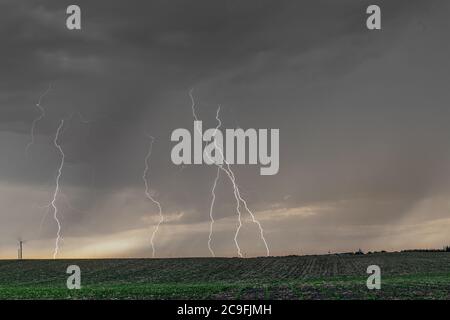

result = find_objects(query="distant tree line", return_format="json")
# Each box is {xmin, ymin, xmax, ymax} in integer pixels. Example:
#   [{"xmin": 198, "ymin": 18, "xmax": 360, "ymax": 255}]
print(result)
[
  {"xmin": 401, "ymin": 246, "xmax": 450, "ymax": 253},
  {"xmin": 338, "ymin": 246, "xmax": 450, "ymax": 256}
]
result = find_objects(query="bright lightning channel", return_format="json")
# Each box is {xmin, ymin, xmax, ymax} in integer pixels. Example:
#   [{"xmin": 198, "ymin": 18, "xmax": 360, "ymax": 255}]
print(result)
[
  {"xmin": 189, "ymin": 89, "xmax": 270, "ymax": 257},
  {"xmin": 35, "ymin": 113, "xmax": 91, "ymax": 256},
  {"xmin": 207, "ymin": 104, "xmax": 223, "ymax": 257},
  {"xmin": 50, "ymin": 119, "xmax": 65, "ymax": 259},
  {"xmin": 143, "ymin": 134, "xmax": 164, "ymax": 258},
  {"xmin": 37, "ymin": 192, "xmax": 84, "ymax": 238},
  {"xmin": 26, "ymin": 84, "xmax": 52, "ymax": 154},
  {"xmin": 208, "ymin": 167, "xmax": 220, "ymax": 257}
]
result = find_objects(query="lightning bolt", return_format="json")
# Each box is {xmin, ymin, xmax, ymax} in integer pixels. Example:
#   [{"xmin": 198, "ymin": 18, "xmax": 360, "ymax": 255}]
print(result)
[
  {"xmin": 189, "ymin": 91, "xmax": 242, "ymax": 256},
  {"xmin": 50, "ymin": 120, "xmax": 65, "ymax": 259},
  {"xmin": 26, "ymin": 84, "xmax": 52, "ymax": 154},
  {"xmin": 37, "ymin": 192, "xmax": 84, "ymax": 240},
  {"xmin": 33, "ymin": 111, "xmax": 91, "ymax": 256},
  {"xmin": 189, "ymin": 89, "xmax": 270, "ymax": 257},
  {"xmin": 36, "ymin": 111, "xmax": 90, "ymax": 233},
  {"xmin": 206, "ymin": 104, "xmax": 224, "ymax": 257},
  {"xmin": 143, "ymin": 134, "xmax": 164, "ymax": 258},
  {"xmin": 208, "ymin": 167, "xmax": 220, "ymax": 257}
]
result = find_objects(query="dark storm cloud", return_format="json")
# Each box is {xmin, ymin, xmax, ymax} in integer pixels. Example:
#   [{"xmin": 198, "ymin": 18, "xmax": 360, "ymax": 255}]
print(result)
[
  {"xmin": 0, "ymin": 0, "xmax": 449, "ymax": 257},
  {"xmin": 0, "ymin": 0, "xmax": 432, "ymax": 180},
  {"xmin": 0, "ymin": 0, "xmax": 431, "ymax": 124}
]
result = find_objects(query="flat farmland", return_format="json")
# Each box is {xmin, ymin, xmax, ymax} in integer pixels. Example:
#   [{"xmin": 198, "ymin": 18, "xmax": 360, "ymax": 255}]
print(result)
[{"xmin": 0, "ymin": 252, "xmax": 449, "ymax": 299}]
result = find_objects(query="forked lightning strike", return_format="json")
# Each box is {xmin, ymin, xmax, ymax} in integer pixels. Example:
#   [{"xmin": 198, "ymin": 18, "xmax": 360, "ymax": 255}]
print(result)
[
  {"xmin": 26, "ymin": 84, "xmax": 52, "ymax": 154},
  {"xmin": 207, "ymin": 105, "xmax": 223, "ymax": 257},
  {"xmin": 143, "ymin": 135, "xmax": 164, "ymax": 258},
  {"xmin": 50, "ymin": 120, "xmax": 65, "ymax": 259},
  {"xmin": 189, "ymin": 90, "xmax": 242, "ymax": 256},
  {"xmin": 36, "ymin": 114, "xmax": 91, "ymax": 252},
  {"xmin": 189, "ymin": 89, "xmax": 270, "ymax": 257},
  {"xmin": 208, "ymin": 167, "xmax": 220, "ymax": 257}
]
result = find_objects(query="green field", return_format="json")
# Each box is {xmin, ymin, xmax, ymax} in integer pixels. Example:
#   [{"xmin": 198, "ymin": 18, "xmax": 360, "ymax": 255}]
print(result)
[{"xmin": 0, "ymin": 252, "xmax": 449, "ymax": 299}]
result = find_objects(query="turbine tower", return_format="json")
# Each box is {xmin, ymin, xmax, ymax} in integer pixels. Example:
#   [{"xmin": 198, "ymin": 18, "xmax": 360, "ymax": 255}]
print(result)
[{"xmin": 18, "ymin": 239, "xmax": 23, "ymax": 260}]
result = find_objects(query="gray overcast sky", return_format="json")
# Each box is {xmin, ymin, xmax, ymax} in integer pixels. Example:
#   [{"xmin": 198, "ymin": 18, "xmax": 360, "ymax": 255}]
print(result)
[{"xmin": 1, "ymin": 0, "xmax": 450, "ymax": 258}]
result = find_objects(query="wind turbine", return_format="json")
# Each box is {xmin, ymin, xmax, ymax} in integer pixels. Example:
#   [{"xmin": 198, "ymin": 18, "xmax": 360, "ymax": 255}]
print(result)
[{"xmin": 17, "ymin": 238, "xmax": 25, "ymax": 260}]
